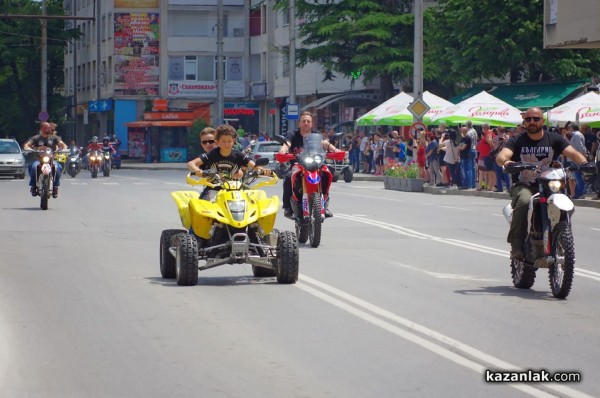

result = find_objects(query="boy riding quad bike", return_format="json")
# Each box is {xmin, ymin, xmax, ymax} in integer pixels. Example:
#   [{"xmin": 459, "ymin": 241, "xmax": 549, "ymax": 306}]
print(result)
[{"xmin": 159, "ymin": 158, "xmax": 299, "ymax": 286}]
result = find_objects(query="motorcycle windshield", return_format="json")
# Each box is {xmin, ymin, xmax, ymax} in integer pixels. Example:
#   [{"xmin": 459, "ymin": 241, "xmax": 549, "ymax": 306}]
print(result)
[{"xmin": 301, "ymin": 133, "xmax": 325, "ymax": 159}]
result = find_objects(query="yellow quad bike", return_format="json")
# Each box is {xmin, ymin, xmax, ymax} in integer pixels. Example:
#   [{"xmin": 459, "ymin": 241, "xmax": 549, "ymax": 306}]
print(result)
[{"xmin": 160, "ymin": 161, "xmax": 299, "ymax": 286}]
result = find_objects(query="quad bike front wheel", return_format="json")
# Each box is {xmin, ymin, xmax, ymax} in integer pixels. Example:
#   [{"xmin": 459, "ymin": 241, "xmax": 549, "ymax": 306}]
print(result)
[
  {"xmin": 175, "ymin": 233, "xmax": 199, "ymax": 286},
  {"xmin": 343, "ymin": 167, "xmax": 353, "ymax": 183},
  {"xmin": 276, "ymin": 230, "xmax": 299, "ymax": 284},
  {"xmin": 160, "ymin": 229, "xmax": 186, "ymax": 279},
  {"xmin": 549, "ymin": 222, "xmax": 575, "ymax": 299}
]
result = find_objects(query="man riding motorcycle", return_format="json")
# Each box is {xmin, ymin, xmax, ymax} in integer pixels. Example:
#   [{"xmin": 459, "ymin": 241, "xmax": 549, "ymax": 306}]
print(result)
[
  {"xmin": 278, "ymin": 111, "xmax": 341, "ymax": 219},
  {"xmin": 495, "ymin": 107, "xmax": 587, "ymax": 260},
  {"xmin": 23, "ymin": 121, "xmax": 68, "ymax": 197}
]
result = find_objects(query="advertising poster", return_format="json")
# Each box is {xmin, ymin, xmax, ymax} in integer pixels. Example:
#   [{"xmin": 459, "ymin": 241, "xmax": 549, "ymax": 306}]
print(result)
[
  {"xmin": 115, "ymin": 0, "xmax": 159, "ymax": 8},
  {"xmin": 114, "ymin": 13, "xmax": 160, "ymax": 96},
  {"xmin": 128, "ymin": 131, "xmax": 146, "ymax": 158}
]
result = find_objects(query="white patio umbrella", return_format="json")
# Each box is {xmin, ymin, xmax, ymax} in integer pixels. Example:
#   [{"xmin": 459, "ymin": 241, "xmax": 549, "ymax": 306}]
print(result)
[
  {"xmin": 545, "ymin": 91, "xmax": 600, "ymax": 127},
  {"xmin": 430, "ymin": 91, "xmax": 523, "ymax": 126},
  {"xmin": 373, "ymin": 91, "xmax": 454, "ymax": 126},
  {"xmin": 356, "ymin": 91, "xmax": 413, "ymax": 126}
]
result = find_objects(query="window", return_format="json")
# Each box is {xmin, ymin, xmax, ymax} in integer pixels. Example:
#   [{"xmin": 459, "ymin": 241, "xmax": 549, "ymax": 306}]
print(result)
[
  {"xmin": 107, "ymin": 56, "xmax": 112, "ymax": 83},
  {"xmin": 198, "ymin": 56, "xmax": 214, "ymax": 80},
  {"xmin": 107, "ymin": 13, "xmax": 112, "ymax": 39},
  {"xmin": 282, "ymin": 8, "xmax": 289, "ymax": 26},
  {"xmin": 185, "ymin": 56, "xmax": 197, "ymax": 80},
  {"xmin": 101, "ymin": 15, "xmax": 106, "ymax": 41}
]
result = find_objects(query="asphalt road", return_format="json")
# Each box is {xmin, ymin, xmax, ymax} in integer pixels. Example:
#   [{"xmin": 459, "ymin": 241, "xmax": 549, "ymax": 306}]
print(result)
[{"xmin": 1, "ymin": 170, "xmax": 599, "ymax": 398}]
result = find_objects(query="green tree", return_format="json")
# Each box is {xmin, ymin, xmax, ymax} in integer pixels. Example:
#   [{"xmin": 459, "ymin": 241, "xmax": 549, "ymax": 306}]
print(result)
[
  {"xmin": 274, "ymin": 0, "xmax": 426, "ymax": 101},
  {"xmin": 426, "ymin": 0, "xmax": 600, "ymax": 85},
  {"xmin": 0, "ymin": 0, "xmax": 77, "ymax": 143}
]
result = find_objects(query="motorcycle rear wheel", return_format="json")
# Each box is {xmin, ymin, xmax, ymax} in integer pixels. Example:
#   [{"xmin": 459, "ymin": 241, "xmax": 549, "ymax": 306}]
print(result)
[
  {"xmin": 175, "ymin": 233, "xmax": 199, "ymax": 286},
  {"xmin": 549, "ymin": 222, "xmax": 575, "ymax": 299},
  {"xmin": 40, "ymin": 175, "xmax": 49, "ymax": 210},
  {"xmin": 511, "ymin": 258, "xmax": 536, "ymax": 289},
  {"xmin": 276, "ymin": 230, "xmax": 299, "ymax": 284},
  {"xmin": 160, "ymin": 229, "xmax": 185, "ymax": 279},
  {"xmin": 308, "ymin": 192, "xmax": 322, "ymax": 248}
]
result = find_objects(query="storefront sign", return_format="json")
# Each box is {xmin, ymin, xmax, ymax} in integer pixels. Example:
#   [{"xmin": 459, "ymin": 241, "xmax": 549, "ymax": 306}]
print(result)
[
  {"xmin": 143, "ymin": 111, "xmax": 195, "ymax": 120},
  {"xmin": 168, "ymin": 80, "xmax": 245, "ymax": 98},
  {"xmin": 160, "ymin": 148, "xmax": 187, "ymax": 163},
  {"xmin": 251, "ymin": 82, "xmax": 267, "ymax": 100}
]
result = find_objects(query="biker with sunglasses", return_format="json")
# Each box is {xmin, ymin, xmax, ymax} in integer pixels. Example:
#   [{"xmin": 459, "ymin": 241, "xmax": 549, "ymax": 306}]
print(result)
[
  {"xmin": 495, "ymin": 107, "xmax": 587, "ymax": 260},
  {"xmin": 187, "ymin": 127, "xmax": 217, "ymax": 198}
]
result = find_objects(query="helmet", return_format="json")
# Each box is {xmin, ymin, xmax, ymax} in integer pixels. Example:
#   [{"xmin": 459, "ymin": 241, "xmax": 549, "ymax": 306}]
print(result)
[
  {"xmin": 102, "ymin": 136, "xmax": 110, "ymax": 144},
  {"xmin": 92, "ymin": 136, "xmax": 98, "ymax": 143}
]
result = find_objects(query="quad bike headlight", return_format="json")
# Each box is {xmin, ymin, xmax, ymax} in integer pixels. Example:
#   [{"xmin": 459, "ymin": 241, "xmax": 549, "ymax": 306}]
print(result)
[
  {"xmin": 548, "ymin": 180, "xmax": 563, "ymax": 193},
  {"xmin": 227, "ymin": 200, "xmax": 247, "ymax": 221}
]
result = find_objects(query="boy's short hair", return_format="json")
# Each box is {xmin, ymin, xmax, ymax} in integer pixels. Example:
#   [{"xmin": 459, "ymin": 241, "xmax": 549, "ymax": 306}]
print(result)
[
  {"xmin": 200, "ymin": 127, "xmax": 216, "ymax": 138},
  {"xmin": 215, "ymin": 124, "xmax": 237, "ymax": 140}
]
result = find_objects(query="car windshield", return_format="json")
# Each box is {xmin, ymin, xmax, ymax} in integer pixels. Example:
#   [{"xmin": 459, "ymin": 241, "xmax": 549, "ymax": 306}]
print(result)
[
  {"xmin": 302, "ymin": 133, "xmax": 325, "ymax": 157},
  {"xmin": 257, "ymin": 143, "xmax": 281, "ymax": 153},
  {"xmin": 0, "ymin": 142, "xmax": 21, "ymax": 154}
]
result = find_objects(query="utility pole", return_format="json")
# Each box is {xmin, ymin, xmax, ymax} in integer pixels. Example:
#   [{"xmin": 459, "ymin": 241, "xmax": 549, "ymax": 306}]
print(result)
[
  {"xmin": 413, "ymin": 0, "xmax": 424, "ymax": 123},
  {"xmin": 288, "ymin": 0, "xmax": 297, "ymax": 132},
  {"xmin": 41, "ymin": 0, "xmax": 48, "ymax": 120},
  {"xmin": 216, "ymin": 0, "xmax": 224, "ymax": 126}
]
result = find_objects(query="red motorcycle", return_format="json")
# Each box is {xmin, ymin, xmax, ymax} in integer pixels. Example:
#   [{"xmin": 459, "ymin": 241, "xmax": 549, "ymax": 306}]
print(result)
[{"xmin": 276, "ymin": 133, "xmax": 345, "ymax": 247}]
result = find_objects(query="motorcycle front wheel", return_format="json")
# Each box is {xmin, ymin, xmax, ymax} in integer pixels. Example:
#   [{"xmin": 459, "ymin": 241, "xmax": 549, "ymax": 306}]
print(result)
[
  {"xmin": 40, "ymin": 175, "xmax": 49, "ymax": 210},
  {"xmin": 549, "ymin": 222, "xmax": 575, "ymax": 299},
  {"xmin": 308, "ymin": 192, "xmax": 322, "ymax": 248}
]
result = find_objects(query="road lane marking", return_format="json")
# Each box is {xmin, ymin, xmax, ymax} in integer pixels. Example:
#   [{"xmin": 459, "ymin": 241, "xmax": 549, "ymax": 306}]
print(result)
[
  {"xmin": 298, "ymin": 275, "xmax": 590, "ymax": 398},
  {"xmin": 133, "ymin": 182, "xmax": 150, "ymax": 185},
  {"xmin": 102, "ymin": 182, "xmax": 118, "ymax": 185},
  {"xmin": 335, "ymin": 192, "xmax": 404, "ymax": 202},
  {"xmin": 337, "ymin": 213, "xmax": 600, "ymax": 283},
  {"xmin": 393, "ymin": 262, "xmax": 500, "ymax": 282},
  {"xmin": 591, "ymin": 228, "xmax": 600, "ymax": 232}
]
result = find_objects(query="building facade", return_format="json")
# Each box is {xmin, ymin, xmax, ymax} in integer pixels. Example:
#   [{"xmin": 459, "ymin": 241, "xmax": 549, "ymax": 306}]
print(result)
[
  {"xmin": 64, "ymin": 0, "xmax": 379, "ymax": 162},
  {"xmin": 544, "ymin": 0, "xmax": 600, "ymax": 49}
]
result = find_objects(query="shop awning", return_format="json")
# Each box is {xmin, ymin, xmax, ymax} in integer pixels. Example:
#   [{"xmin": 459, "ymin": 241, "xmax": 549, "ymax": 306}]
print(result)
[
  {"xmin": 301, "ymin": 92, "xmax": 378, "ymax": 111},
  {"xmin": 125, "ymin": 120, "xmax": 193, "ymax": 128},
  {"xmin": 489, "ymin": 81, "xmax": 586, "ymax": 110},
  {"xmin": 301, "ymin": 93, "xmax": 347, "ymax": 111}
]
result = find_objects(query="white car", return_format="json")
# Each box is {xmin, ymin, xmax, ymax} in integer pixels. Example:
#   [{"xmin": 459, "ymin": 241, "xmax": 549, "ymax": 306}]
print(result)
[
  {"xmin": 0, "ymin": 138, "xmax": 26, "ymax": 179},
  {"xmin": 247, "ymin": 141, "xmax": 282, "ymax": 171}
]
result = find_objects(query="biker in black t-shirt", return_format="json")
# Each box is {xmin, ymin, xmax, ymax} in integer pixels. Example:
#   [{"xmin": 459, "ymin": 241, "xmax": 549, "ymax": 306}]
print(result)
[{"xmin": 278, "ymin": 111, "xmax": 341, "ymax": 219}]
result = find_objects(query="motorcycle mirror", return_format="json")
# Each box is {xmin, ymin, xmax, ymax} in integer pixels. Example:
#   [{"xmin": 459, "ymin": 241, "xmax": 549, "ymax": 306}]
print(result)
[
  {"xmin": 578, "ymin": 162, "xmax": 598, "ymax": 174},
  {"xmin": 273, "ymin": 135, "xmax": 288, "ymax": 145},
  {"xmin": 254, "ymin": 157, "xmax": 269, "ymax": 167}
]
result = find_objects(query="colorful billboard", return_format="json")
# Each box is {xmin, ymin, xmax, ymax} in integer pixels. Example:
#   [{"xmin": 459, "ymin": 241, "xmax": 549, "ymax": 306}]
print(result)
[
  {"xmin": 115, "ymin": 0, "xmax": 159, "ymax": 8},
  {"xmin": 114, "ymin": 13, "xmax": 160, "ymax": 96}
]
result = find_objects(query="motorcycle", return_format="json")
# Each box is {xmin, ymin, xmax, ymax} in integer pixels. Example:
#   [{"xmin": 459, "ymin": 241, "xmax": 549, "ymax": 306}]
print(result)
[
  {"xmin": 502, "ymin": 161, "xmax": 596, "ymax": 298},
  {"xmin": 102, "ymin": 150, "xmax": 111, "ymax": 177},
  {"xmin": 88, "ymin": 149, "xmax": 103, "ymax": 178},
  {"xmin": 54, "ymin": 150, "xmax": 67, "ymax": 171},
  {"xmin": 25, "ymin": 148, "xmax": 68, "ymax": 210},
  {"xmin": 66, "ymin": 147, "xmax": 82, "ymax": 178},
  {"xmin": 275, "ymin": 133, "xmax": 346, "ymax": 248},
  {"xmin": 159, "ymin": 158, "xmax": 299, "ymax": 286},
  {"xmin": 111, "ymin": 150, "xmax": 122, "ymax": 169}
]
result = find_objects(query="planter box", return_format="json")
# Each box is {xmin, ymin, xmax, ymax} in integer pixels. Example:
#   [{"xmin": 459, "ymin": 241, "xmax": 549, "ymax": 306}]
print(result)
[{"xmin": 383, "ymin": 176, "xmax": 425, "ymax": 192}]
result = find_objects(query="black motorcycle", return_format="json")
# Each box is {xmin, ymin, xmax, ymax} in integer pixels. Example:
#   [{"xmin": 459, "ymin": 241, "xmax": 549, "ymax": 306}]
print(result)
[{"xmin": 66, "ymin": 148, "xmax": 82, "ymax": 178}]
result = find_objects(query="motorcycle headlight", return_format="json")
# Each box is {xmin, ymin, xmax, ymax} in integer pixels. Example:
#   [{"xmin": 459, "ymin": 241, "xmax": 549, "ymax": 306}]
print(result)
[
  {"xmin": 304, "ymin": 157, "xmax": 314, "ymax": 164},
  {"xmin": 313, "ymin": 154, "xmax": 323, "ymax": 164},
  {"xmin": 42, "ymin": 156, "xmax": 50, "ymax": 163},
  {"xmin": 227, "ymin": 200, "xmax": 246, "ymax": 221},
  {"xmin": 104, "ymin": 154, "xmax": 110, "ymax": 159},
  {"xmin": 70, "ymin": 157, "xmax": 77, "ymax": 162},
  {"xmin": 548, "ymin": 180, "xmax": 563, "ymax": 193},
  {"xmin": 90, "ymin": 156, "xmax": 96, "ymax": 161}
]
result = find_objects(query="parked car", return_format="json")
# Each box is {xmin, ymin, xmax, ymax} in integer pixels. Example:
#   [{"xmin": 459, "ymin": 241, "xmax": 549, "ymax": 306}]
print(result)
[
  {"xmin": 247, "ymin": 140, "xmax": 282, "ymax": 172},
  {"xmin": 0, "ymin": 138, "xmax": 26, "ymax": 179}
]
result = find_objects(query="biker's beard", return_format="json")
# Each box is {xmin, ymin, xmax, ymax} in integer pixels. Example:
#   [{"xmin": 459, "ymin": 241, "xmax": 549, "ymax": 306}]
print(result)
[{"xmin": 527, "ymin": 124, "xmax": 543, "ymax": 135}]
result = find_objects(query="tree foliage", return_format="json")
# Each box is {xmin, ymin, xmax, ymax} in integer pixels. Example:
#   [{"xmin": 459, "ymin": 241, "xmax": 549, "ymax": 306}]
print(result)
[
  {"xmin": 0, "ymin": 0, "xmax": 76, "ymax": 143},
  {"xmin": 426, "ymin": 0, "xmax": 600, "ymax": 84},
  {"xmin": 274, "ymin": 0, "xmax": 422, "ymax": 100}
]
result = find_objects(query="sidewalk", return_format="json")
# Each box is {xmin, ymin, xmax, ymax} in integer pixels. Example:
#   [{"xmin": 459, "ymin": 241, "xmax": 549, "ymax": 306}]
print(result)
[{"xmin": 120, "ymin": 160, "xmax": 600, "ymax": 209}]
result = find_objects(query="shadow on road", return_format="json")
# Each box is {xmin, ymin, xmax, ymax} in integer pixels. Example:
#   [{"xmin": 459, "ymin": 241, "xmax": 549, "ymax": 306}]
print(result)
[
  {"xmin": 4, "ymin": 207, "xmax": 46, "ymax": 211},
  {"xmin": 454, "ymin": 285, "xmax": 557, "ymax": 300},
  {"xmin": 146, "ymin": 275, "xmax": 280, "ymax": 287}
]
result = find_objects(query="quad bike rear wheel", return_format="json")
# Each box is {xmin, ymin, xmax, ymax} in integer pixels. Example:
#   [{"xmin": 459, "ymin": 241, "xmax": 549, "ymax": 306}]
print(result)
[{"xmin": 160, "ymin": 229, "xmax": 186, "ymax": 279}]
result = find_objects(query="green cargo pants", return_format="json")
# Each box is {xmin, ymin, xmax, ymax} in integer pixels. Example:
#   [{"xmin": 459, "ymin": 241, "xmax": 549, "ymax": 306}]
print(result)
[{"xmin": 507, "ymin": 183, "xmax": 537, "ymax": 252}]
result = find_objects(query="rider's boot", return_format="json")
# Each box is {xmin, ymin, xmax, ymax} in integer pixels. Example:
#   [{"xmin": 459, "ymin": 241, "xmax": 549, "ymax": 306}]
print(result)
[
  {"xmin": 30, "ymin": 186, "xmax": 38, "ymax": 197},
  {"xmin": 324, "ymin": 196, "xmax": 333, "ymax": 218},
  {"xmin": 52, "ymin": 186, "xmax": 59, "ymax": 198}
]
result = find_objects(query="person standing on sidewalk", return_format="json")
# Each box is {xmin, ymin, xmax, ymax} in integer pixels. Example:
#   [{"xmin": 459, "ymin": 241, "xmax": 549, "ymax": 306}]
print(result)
[
  {"xmin": 566, "ymin": 123, "xmax": 587, "ymax": 198},
  {"xmin": 465, "ymin": 121, "xmax": 478, "ymax": 189}
]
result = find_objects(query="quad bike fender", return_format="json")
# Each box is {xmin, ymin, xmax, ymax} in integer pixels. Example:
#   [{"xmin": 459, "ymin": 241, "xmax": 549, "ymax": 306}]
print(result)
[
  {"xmin": 253, "ymin": 194, "xmax": 280, "ymax": 236},
  {"xmin": 171, "ymin": 191, "xmax": 200, "ymax": 230}
]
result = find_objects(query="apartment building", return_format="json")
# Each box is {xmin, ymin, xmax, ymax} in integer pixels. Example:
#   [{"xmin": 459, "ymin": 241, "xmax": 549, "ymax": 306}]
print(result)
[{"xmin": 64, "ymin": 0, "xmax": 378, "ymax": 162}]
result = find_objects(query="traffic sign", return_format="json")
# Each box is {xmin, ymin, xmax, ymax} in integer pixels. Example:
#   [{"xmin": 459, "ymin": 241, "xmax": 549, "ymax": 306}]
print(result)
[
  {"xmin": 286, "ymin": 104, "xmax": 299, "ymax": 120},
  {"xmin": 407, "ymin": 97, "xmax": 430, "ymax": 121},
  {"xmin": 38, "ymin": 111, "xmax": 49, "ymax": 122},
  {"xmin": 410, "ymin": 122, "xmax": 427, "ymax": 138}
]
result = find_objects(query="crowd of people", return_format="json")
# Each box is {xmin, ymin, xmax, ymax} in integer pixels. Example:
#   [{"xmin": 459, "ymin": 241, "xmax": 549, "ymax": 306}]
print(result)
[{"xmin": 338, "ymin": 119, "xmax": 600, "ymax": 198}]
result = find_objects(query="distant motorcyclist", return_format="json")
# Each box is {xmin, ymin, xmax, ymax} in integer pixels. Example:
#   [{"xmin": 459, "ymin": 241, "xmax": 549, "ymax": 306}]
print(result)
[
  {"xmin": 495, "ymin": 107, "xmax": 587, "ymax": 260},
  {"xmin": 101, "ymin": 136, "xmax": 116, "ymax": 154},
  {"xmin": 278, "ymin": 111, "xmax": 341, "ymax": 219},
  {"xmin": 23, "ymin": 121, "xmax": 68, "ymax": 197}
]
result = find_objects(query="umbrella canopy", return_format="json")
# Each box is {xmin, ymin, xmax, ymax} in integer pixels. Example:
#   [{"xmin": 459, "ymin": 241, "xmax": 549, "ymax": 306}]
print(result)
[
  {"xmin": 356, "ymin": 92, "xmax": 413, "ymax": 126},
  {"xmin": 545, "ymin": 91, "xmax": 600, "ymax": 127},
  {"xmin": 430, "ymin": 91, "xmax": 523, "ymax": 126},
  {"xmin": 373, "ymin": 91, "xmax": 454, "ymax": 126}
]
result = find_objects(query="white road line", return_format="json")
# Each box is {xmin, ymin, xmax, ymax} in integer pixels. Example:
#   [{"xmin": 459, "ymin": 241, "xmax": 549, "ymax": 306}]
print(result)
[
  {"xmin": 337, "ymin": 213, "xmax": 600, "ymax": 282},
  {"xmin": 393, "ymin": 262, "xmax": 500, "ymax": 282},
  {"xmin": 337, "ymin": 192, "xmax": 404, "ymax": 202},
  {"xmin": 133, "ymin": 182, "xmax": 150, "ymax": 185},
  {"xmin": 102, "ymin": 182, "xmax": 118, "ymax": 185},
  {"xmin": 298, "ymin": 275, "xmax": 590, "ymax": 398},
  {"xmin": 590, "ymin": 227, "xmax": 600, "ymax": 232}
]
